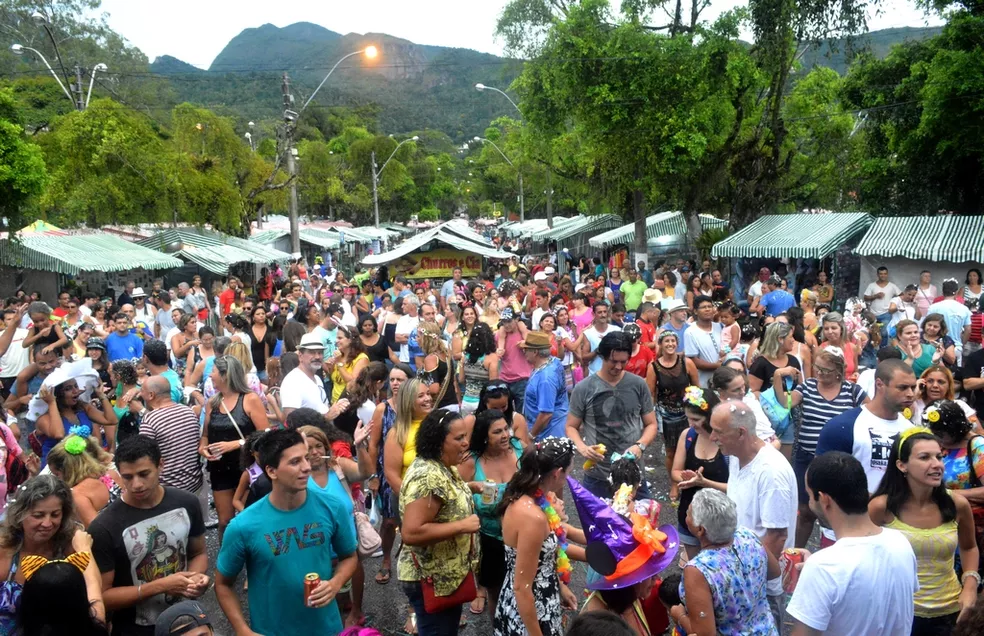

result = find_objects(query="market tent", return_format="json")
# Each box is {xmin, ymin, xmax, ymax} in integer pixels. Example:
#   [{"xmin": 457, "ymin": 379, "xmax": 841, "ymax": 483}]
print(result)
[
  {"xmin": 589, "ymin": 212, "xmax": 727, "ymax": 249},
  {"xmin": 711, "ymin": 212, "xmax": 873, "ymax": 259},
  {"xmin": 856, "ymin": 215, "xmax": 984, "ymax": 263},
  {"xmin": 540, "ymin": 214, "xmax": 623, "ymax": 242},
  {"xmin": 380, "ymin": 222, "xmax": 416, "ymax": 236},
  {"xmin": 854, "ymin": 215, "xmax": 984, "ymax": 295},
  {"xmin": 504, "ymin": 217, "xmax": 571, "ymax": 238},
  {"xmin": 250, "ymin": 228, "xmax": 340, "ymax": 251},
  {"xmin": 362, "ymin": 222, "xmax": 509, "ymax": 265},
  {"xmin": 0, "ymin": 230, "xmax": 182, "ymax": 275},
  {"xmin": 19, "ymin": 220, "xmax": 62, "ymax": 234},
  {"xmin": 138, "ymin": 228, "xmax": 291, "ymax": 275}
]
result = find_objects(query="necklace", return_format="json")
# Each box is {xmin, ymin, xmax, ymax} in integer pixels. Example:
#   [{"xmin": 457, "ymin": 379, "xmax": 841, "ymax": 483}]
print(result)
[{"xmin": 534, "ymin": 488, "xmax": 572, "ymax": 585}]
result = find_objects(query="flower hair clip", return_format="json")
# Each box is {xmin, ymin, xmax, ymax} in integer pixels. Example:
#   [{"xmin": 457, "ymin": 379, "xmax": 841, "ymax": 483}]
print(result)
[
  {"xmin": 64, "ymin": 436, "xmax": 87, "ymax": 455},
  {"xmin": 684, "ymin": 386, "xmax": 709, "ymax": 411}
]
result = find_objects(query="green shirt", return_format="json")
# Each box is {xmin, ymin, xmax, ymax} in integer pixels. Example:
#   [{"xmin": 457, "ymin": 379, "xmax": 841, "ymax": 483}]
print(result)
[
  {"xmin": 397, "ymin": 458, "xmax": 479, "ymax": 595},
  {"xmin": 620, "ymin": 279, "xmax": 649, "ymax": 311}
]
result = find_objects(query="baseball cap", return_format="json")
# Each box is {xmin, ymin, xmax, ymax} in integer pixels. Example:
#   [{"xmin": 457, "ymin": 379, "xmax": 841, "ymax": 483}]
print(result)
[
  {"xmin": 298, "ymin": 333, "xmax": 325, "ymax": 351},
  {"xmin": 499, "ymin": 307, "xmax": 515, "ymax": 322},
  {"xmin": 534, "ymin": 272, "xmax": 547, "ymax": 282},
  {"xmin": 86, "ymin": 337, "xmax": 106, "ymax": 352},
  {"xmin": 154, "ymin": 600, "xmax": 212, "ymax": 636}
]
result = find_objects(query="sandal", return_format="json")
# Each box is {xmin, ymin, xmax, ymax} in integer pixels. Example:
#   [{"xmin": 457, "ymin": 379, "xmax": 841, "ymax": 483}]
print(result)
[
  {"xmin": 375, "ymin": 567, "xmax": 391, "ymax": 585},
  {"xmin": 402, "ymin": 610, "xmax": 417, "ymax": 635},
  {"xmin": 469, "ymin": 592, "xmax": 487, "ymax": 614}
]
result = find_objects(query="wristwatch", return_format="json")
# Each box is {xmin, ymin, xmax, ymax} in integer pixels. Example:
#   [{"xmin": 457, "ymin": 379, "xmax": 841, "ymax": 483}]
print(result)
[{"xmin": 635, "ymin": 441, "xmax": 647, "ymax": 452}]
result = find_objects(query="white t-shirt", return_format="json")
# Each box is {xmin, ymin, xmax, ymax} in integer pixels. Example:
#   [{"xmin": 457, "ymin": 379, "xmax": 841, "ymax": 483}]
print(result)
[
  {"xmin": 816, "ymin": 406, "xmax": 914, "ymax": 493},
  {"xmin": 864, "ymin": 281, "xmax": 901, "ymax": 316},
  {"xmin": 856, "ymin": 368, "xmax": 876, "ymax": 400},
  {"xmin": 788, "ymin": 528, "xmax": 918, "ymax": 636},
  {"xmin": 396, "ymin": 315, "xmax": 419, "ymax": 363},
  {"xmin": 683, "ymin": 322, "xmax": 723, "ymax": 386},
  {"xmin": 727, "ymin": 443, "xmax": 797, "ymax": 597},
  {"xmin": 748, "ymin": 280, "xmax": 764, "ymax": 301},
  {"xmin": 0, "ymin": 328, "xmax": 30, "ymax": 378},
  {"xmin": 887, "ymin": 296, "xmax": 916, "ymax": 330},
  {"xmin": 742, "ymin": 392, "xmax": 776, "ymax": 441},
  {"xmin": 340, "ymin": 299, "xmax": 358, "ymax": 327},
  {"xmin": 583, "ymin": 324, "xmax": 622, "ymax": 374},
  {"xmin": 531, "ymin": 307, "xmax": 547, "ymax": 330},
  {"xmin": 279, "ymin": 367, "xmax": 328, "ymax": 414}
]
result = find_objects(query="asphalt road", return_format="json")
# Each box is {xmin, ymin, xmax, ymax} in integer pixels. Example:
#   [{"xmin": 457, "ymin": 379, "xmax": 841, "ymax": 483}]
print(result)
[{"xmin": 193, "ymin": 442, "xmax": 682, "ymax": 636}]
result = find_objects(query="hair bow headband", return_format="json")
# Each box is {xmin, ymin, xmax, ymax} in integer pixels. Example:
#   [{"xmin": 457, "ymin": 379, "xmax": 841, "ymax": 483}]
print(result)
[
  {"xmin": 610, "ymin": 451, "xmax": 637, "ymax": 463},
  {"xmin": 21, "ymin": 552, "xmax": 91, "ymax": 581}
]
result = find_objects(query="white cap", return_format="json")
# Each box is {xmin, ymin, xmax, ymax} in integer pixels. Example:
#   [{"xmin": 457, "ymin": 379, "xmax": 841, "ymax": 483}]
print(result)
[
  {"xmin": 534, "ymin": 272, "xmax": 547, "ymax": 282},
  {"xmin": 544, "ymin": 266, "xmax": 555, "ymax": 274}
]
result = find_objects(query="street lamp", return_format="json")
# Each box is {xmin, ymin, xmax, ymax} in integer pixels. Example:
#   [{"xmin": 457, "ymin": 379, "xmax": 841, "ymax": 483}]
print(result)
[
  {"xmin": 301, "ymin": 46, "xmax": 378, "ymax": 112},
  {"xmin": 372, "ymin": 136, "xmax": 419, "ymax": 227},
  {"xmin": 475, "ymin": 136, "xmax": 524, "ymax": 221},
  {"xmin": 244, "ymin": 132, "xmax": 254, "ymax": 151},
  {"xmin": 475, "ymin": 83, "xmax": 523, "ymax": 118},
  {"xmin": 85, "ymin": 62, "xmax": 107, "ymax": 108},
  {"xmin": 10, "ymin": 43, "xmax": 74, "ymax": 106}
]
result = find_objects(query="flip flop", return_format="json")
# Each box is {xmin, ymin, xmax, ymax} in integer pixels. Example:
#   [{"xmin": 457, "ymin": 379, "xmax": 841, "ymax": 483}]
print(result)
[
  {"xmin": 375, "ymin": 567, "xmax": 391, "ymax": 585},
  {"xmin": 469, "ymin": 592, "xmax": 487, "ymax": 614}
]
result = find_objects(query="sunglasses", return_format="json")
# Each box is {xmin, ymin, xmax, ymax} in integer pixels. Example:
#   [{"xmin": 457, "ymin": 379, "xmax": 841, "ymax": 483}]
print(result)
[{"xmin": 486, "ymin": 382, "xmax": 509, "ymax": 392}]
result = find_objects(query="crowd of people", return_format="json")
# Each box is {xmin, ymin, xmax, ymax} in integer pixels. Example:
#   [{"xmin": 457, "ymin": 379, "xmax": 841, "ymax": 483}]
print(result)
[{"xmin": 0, "ymin": 253, "xmax": 983, "ymax": 636}]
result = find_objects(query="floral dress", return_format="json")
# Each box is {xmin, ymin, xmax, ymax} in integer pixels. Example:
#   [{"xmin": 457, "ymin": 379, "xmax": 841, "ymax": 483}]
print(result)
[
  {"xmin": 493, "ymin": 531, "xmax": 562, "ymax": 636},
  {"xmin": 679, "ymin": 527, "xmax": 777, "ymax": 635},
  {"xmin": 376, "ymin": 402, "xmax": 397, "ymax": 518}
]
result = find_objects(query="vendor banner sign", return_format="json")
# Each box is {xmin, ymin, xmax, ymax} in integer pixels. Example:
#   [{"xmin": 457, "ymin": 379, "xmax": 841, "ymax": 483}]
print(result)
[{"xmin": 389, "ymin": 248, "xmax": 483, "ymax": 279}]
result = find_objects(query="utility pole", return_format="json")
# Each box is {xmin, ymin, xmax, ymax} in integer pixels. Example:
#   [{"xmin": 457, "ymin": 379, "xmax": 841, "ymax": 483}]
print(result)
[
  {"xmin": 71, "ymin": 64, "xmax": 85, "ymax": 111},
  {"xmin": 371, "ymin": 150, "xmax": 380, "ymax": 228},
  {"xmin": 282, "ymin": 72, "xmax": 300, "ymax": 257},
  {"xmin": 518, "ymin": 172, "xmax": 525, "ymax": 222},
  {"xmin": 545, "ymin": 171, "xmax": 553, "ymax": 229}
]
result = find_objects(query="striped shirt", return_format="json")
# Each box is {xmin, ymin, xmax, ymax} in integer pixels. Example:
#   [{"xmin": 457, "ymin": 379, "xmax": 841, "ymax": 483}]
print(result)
[
  {"xmin": 795, "ymin": 379, "xmax": 867, "ymax": 455},
  {"xmin": 139, "ymin": 403, "xmax": 204, "ymax": 492}
]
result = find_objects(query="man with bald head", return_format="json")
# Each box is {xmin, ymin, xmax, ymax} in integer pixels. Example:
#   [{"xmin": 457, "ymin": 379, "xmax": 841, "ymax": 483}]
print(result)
[
  {"xmin": 137, "ymin": 373, "xmax": 205, "ymax": 496},
  {"xmin": 709, "ymin": 400, "xmax": 797, "ymax": 628}
]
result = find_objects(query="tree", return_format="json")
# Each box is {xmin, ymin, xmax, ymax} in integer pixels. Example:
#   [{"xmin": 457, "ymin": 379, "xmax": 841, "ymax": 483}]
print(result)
[{"xmin": 0, "ymin": 86, "xmax": 46, "ymax": 229}]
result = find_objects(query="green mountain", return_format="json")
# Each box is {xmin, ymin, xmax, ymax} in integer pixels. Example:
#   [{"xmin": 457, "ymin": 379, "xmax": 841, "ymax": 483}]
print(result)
[
  {"xmin": 150, "ymin": 22, "xmax": 522, "ymax": 140},
  {"xmin": 799, "ymin": 26, "xmax": 942, "ymax": 75},
  {"xmin": 148, "ymin": 23, "xmax": 942, "ymax": 140}
]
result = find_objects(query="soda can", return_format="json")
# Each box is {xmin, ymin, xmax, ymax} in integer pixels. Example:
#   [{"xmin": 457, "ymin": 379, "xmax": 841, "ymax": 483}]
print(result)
[
  {"xmin": 780, "ymin": 548, "xmax": 804, "ymax": 594},
  {"xmin": 481, "ymin": 479, "xmax": 497, "ymax": 505},
  {"xmin": 304, "ymin": 572, "xmax": 320, "ymax": 605}
]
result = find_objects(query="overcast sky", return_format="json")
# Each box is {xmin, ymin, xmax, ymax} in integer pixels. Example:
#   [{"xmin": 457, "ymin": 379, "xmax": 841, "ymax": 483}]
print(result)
[{"xmin": 97, "ymin": 0, "xmax": 944, "ymax": 69}]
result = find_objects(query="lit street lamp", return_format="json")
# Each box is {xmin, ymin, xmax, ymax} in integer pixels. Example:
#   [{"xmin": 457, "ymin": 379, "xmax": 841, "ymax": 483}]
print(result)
[
  {"xmin": 372, "ymin": 136, "xmax": 419, "ymax": 227},
  {"xmin": 474, "ymin": 136, "xmax": 524, "ymax": 222}
]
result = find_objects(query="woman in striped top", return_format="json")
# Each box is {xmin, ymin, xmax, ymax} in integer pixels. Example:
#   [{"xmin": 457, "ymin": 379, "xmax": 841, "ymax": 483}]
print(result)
[{"xmin": 773, "ymin": 348, "xmax": 868, "ymax": 547}]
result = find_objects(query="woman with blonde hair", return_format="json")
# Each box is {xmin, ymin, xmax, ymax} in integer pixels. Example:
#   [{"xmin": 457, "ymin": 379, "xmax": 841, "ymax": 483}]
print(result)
[
  {"xmin": 800, "ymin": 289, "xmax": 820, "ymax": 333},
  {"xmin": 46, "ymin": 435, "xmax": 123, "ymax": 527},
  {"xmin": 480, "ymin": 298, "xmax": 502, "ymax": 330},
  {"xmin": 419, "ymin": 321, "xmax": 458, "ymax": 411}
]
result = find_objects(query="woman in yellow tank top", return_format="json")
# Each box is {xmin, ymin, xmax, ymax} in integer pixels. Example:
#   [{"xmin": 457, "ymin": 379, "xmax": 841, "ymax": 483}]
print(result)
[{"xmin": 869, "ymin": 428, "xmax": 980, "ymax": 635}]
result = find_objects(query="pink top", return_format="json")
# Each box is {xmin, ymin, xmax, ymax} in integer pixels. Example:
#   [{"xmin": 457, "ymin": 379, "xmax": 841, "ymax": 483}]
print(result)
[
  {"xmin": 915, "ymin": 285, "xmax": 937, "ymax": 317},
  {"xmin": 572, "ymin": 308, "xmax": 593, "ymax": 334},
  {"xmin": 496, "ymin": 329, "xmax": 532, "ymax": 383}
]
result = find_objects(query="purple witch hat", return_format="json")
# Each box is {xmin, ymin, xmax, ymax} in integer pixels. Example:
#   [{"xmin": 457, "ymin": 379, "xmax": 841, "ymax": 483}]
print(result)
[{"xmin": 567, "ymin": 476, "xmax": 678, "ymax": 590}]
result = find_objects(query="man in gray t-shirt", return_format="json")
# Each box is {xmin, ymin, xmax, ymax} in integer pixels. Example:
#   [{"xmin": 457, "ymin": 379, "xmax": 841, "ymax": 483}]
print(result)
[{"xmin": 567, "ymin": 331, "xmax": 658, "ymax": 499}]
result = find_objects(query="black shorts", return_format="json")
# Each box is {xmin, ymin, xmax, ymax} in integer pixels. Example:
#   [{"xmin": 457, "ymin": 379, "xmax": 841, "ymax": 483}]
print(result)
[
  {"xmin": 662, "ymin": 414, "xmax": 689, "ymax": 450},
  {"xmin": 207, "ymin": 464, "xmax": 243, "ymax": 492},
  {"xmin": 478, "ymin": 533, "xmax": 506, "ymax": 593}
]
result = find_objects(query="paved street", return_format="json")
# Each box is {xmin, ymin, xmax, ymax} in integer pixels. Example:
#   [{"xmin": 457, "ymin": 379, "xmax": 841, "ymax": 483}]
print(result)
[{"xmin": 192, "ymin": 442, "xmax": 680, "ymax": 635}]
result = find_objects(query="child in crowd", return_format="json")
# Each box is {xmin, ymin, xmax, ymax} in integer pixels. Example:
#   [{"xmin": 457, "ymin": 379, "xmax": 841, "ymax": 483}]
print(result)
[
  {"xmin": 232, "ymin": 431, "xmax": 269, "ymax": 512},
  {"xmin": 607, "ymin": 455, "xmax": 659, "ymax": 522},
  {"xmin": 657, "ymin": 573, "xmax": 688, "ymax": 636}
]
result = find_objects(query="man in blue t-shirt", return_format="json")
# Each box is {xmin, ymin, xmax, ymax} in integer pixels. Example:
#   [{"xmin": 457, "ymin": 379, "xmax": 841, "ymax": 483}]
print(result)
[
  {"xmin": 216, "ymin": 429, "xmax": 358, "ymax": 636},
  {"xmin": 754, "ymin": 276, "xmax": 796, "ymax": 317},
  {"xmin": 522, "ymin": 333, "xmax": 569, "ymax": 440},
  {"xmin": 106, "ymin": 312, "xmax": 144, "ymax": 362}
]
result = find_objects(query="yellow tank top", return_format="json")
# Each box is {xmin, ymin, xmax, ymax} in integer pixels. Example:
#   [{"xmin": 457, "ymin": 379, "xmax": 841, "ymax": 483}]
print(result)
[
  {"xmin": 401, "ymin": 418, "xmax": 423, "ymax": 478},
  {"xmin": 886, "ymin": 516, "xmax": 961, "ymax": 617},
  {"xmin": 331, "ymin": 353, "xmax": 368, "ymax": 403}
]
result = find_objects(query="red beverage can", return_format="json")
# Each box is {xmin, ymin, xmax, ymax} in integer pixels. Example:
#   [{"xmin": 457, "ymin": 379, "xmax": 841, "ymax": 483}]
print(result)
[
  {"xmin": 304, "ymin": 572, "xmax": 320, "ymax": 605},
  {"xmin": 780, "ymin": 548, "xmax": 804, "ymax": 593}
]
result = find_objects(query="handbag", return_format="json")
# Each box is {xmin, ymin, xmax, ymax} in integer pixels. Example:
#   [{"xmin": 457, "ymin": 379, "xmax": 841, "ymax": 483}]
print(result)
[
  {"xmin": 333, "ymin": 466, "xmax": 382, "ymax": 557},
  {"xmin": 759, "ymin": 378, "xmax": 793, "ymax": 438},
  {"xmin": 410, "ymin": 534, "xmax": 477, "ymax": 613}
]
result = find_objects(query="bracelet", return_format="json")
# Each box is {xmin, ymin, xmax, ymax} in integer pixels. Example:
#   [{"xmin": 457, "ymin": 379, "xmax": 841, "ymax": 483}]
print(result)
[
  {"xmin": 137, "ymin": 583, "xmax": 142, "ymax": 601},
  {"xmin": 962, "ymin": 570, "xmax": 982, "ymax": 587}
]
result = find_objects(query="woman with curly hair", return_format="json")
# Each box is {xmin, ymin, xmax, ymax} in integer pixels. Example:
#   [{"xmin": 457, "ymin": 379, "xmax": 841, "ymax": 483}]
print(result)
[
  {"xmin": 398, "ymin": 408, "xmax": 478, "ymax": 635},
  {"xmin": 326, "ymin": 325, "xmax": 369, "ymax": 405},
  {"xmin": 46, "ymin": 435, "xmax": 122, "ymax": 527},
  {"xmin": 459, "ymin": 322, "xmax": 499, "ymax": 416},
  {"xmin": 0, "ymin": 475, "xmax": 84, "ymax": 632},
  {"xmin": 910, "ymin": 365, "xmax": 980, "ymax": 429},
  {"xmin": 452, "ymin": 304, "xmax": 480, "ymax": 363}
]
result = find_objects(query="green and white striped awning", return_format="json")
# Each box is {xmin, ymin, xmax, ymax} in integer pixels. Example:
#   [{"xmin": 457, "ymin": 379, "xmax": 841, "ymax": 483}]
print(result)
[
  {"xmin": 0, "ymin": 231, "xmax": 182, "ymax": 275},
  {"xmin": 588, "ymin": 212, "xmax": 727, "ymax": 249},
  {"xmin": 856, "ymin": 215, "xmax": 984, "ymax": 262},
  {"xmin": 138, "ymin": 228, "xmax": 291, "ymax": 275},
  {"xmin": 540, "ymin": 214, "xmax": 623, "ymax": 242},
  {"xmin": 504, "ymin": 217, "xmax": 571, "ymax": 238},
  {"xmin": 711, "ymin": 212, "xmax": 873, "ymax": 259},
  {"xmin": 250, "ymin": 229, "xmax": 341, "ymax": 250}
]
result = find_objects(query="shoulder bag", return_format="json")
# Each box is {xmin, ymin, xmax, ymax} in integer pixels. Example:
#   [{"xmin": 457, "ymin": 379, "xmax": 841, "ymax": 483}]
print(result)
[{"xmin": 333, "ymin": 465, "xmax": 382, "ymax": 557}]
